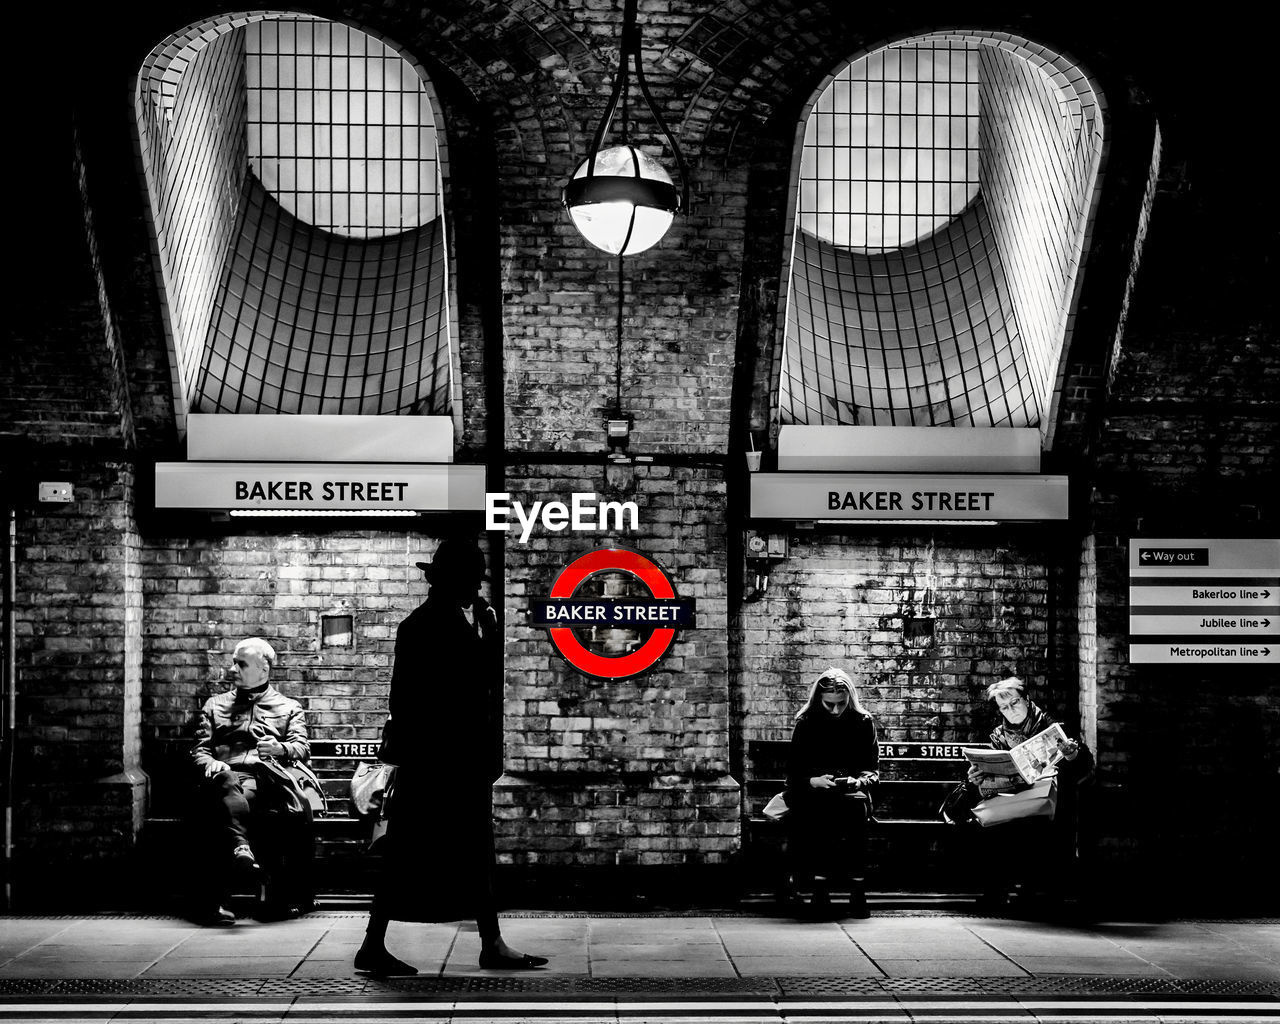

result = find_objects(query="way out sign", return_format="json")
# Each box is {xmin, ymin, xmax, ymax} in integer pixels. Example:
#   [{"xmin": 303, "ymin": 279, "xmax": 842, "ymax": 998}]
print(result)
[{"xmin": 1129, "ymin": 538, "xmax": 1280, "ymax": 665}]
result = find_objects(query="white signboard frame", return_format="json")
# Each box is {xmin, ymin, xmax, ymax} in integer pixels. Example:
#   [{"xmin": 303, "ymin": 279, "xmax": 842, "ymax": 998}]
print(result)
[
  {"xmin": 155, "ymin": 462, "xmax": 486, "ymax": 512},
  {"xmin": 750, "ymin": 473, "xmax": 1068, "ymax": 522},
  {"xmin": 1128, "ymin": 537, "xmax": 1280, "ymax": 665}
]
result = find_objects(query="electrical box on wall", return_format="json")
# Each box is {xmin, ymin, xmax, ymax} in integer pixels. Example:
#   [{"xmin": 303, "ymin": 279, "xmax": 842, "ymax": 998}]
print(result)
[
  {"xmin": 38, "ymin": 482, "xmax": 74, "ymax": 503},
  {"xmin": 745, "ymin": 529, "xmax": 788, "ymax": 562}
]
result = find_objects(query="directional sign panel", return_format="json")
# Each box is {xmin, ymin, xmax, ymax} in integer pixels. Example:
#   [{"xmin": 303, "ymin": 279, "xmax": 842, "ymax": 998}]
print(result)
[{"xmin": 1129, "ymin": 538, "xmax": 1280, "ymax": 665}]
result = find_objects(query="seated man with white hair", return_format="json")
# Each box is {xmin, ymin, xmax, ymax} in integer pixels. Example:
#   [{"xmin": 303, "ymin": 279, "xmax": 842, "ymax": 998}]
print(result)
[{"xmin": 193, "ymin": 637, "xmax": 312, "ymax": 925}]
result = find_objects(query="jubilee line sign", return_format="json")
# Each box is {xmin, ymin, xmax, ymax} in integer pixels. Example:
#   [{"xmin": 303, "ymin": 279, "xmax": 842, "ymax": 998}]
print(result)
[
  {"xmin": 1129, "ymin": 537, "xmax": 1280, "ymax": 665},
  {"xmin": 749, "ymin": 473, "xmax": 1069, "ymax": 522}
]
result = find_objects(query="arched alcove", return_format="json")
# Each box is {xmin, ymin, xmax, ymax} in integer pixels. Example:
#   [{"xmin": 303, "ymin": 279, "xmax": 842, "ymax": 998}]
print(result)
[
  {"xmin": 778, "ymin": 32, "xmax": 1106, "ymax": 440},
  {"xmin": 135, "ymin": 13, "xmax": 459, "ymax": 430}
]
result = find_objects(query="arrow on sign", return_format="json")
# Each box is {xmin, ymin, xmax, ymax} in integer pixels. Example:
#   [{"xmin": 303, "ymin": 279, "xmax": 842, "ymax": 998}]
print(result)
[
  {"xmin": 1263, "ymin": 591, "xmax": 1272, "ymax": 599},
  {"xmin": 1141, "ymin": 551, "xmax": 1152, "ymax": 561},
  {"xmin": 1264, "ymin": 619, "xmax": 1272, "ymax": 628}
]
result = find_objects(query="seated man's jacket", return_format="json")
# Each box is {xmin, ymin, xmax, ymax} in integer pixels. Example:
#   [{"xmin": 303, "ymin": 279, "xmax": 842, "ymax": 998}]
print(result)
[{"xmin": 193, "ymin": 685, "xmax": 310, "ymax": 772}]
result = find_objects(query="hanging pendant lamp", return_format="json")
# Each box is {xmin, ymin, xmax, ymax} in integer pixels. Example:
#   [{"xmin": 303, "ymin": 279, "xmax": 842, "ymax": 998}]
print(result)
[{"xmin": 563, "ymin": 0, "xmax": 688, "ymax": 255}]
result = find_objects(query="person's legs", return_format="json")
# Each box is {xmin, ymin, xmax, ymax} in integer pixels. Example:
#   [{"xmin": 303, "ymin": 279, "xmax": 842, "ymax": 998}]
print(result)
[
  {"xmin": 256, "ymin": 806, "xmax": 315, "ymax": 919},
  {"xmin": 355, "ymin": 769, "xmax": 420, "ymax": 976},
  {"xmin": 355, "ymin": 892, "xmax": 418, "ymax": 976},
  {"xmin": 784, "ymin": 812, "xmax": 818, "ymax": 899},
  {"xmin": 832, "ymin": 797, "xmax": 870, "ymax": 918},
  {"xmin": 787, "ymin": 808, "xmax": 836, "ymax": 916},
  {"xmin": 187, "ymin": 814, "xmax": 234, "ymax": 925},
  {"xmin": 474, "ymin": 822, "xmax": 547, "ymax": 969},
  {"xmin": 203, "ymin": 769, "xmax": 255, "ymax": 853}
]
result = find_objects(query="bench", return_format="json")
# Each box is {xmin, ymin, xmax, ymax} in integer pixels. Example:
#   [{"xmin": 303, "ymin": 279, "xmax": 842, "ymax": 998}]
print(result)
[
  {"xmin": 743, "ymin": 738, "xmax": 991, "ymax": 895},
  {"xmin": 138, "ymin": 739, "xmax": 384, "ymax": 910}
]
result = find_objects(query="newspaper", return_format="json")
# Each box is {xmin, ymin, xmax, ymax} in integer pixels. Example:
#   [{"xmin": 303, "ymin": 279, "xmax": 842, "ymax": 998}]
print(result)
[{"xmin": 963, "ymin": 723, "xmax": 1068, "ymax": 785}]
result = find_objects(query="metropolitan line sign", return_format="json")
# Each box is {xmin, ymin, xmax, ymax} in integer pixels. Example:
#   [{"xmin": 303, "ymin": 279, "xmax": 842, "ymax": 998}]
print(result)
[
  {"xmin": 1129, "ymin": 537, "xmax": 1280, "ymax": 665},
  {"xmin": 154, "ymin": 462, "xmax": 486, "ymax": 512},
  {"xmin": 749, "ymin": 473, "xmax": 1068, "ymax": 522}
]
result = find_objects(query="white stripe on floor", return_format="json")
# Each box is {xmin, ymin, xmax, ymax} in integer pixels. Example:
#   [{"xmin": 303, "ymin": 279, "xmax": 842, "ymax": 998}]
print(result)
[{"xmin": 0, "ymin": 998, "xmax": 1275, "ymax": 1022}]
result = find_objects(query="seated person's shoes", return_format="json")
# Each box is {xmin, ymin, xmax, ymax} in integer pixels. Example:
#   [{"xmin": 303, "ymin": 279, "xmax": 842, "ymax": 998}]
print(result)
[
  {"xmin": 195, "ymin": 905, "xmax": 235, "ymax": 927},
  {"xmin": 844, "ymin": 880, "xmax": 870, "ymax": 919},
  {"xmin": 354, "ymin": 948, "xmax": 418, "ymax": 976},
  {"xmin": 232, "ymin": 844, "xmax": 260, "ymax": 873},
  {"xmin": 478, "ymin": 950, "xmax": 549, "ymax": 970},
  {"xmin": 255, "ymin": 900, "xmax": 312, "ymax": 922}
]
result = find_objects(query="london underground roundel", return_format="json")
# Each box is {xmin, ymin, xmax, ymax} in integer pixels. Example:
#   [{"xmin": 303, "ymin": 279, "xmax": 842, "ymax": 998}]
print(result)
[{"xmin": 530, "ymin": 548, "xmax": 696, "ymax": 680}]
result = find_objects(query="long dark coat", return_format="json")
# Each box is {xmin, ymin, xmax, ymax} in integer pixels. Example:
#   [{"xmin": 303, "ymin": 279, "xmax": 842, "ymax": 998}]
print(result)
[
  {"xmin": 377, "ymin": 590, "xmax": 502, "ymax": 922},
  {"xmin": 783, "ymin": 708, "xmax": 880, "ymax": 875}
]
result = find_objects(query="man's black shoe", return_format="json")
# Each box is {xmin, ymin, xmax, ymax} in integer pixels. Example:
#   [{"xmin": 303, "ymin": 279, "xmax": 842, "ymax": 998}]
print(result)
[
  {"xmin": 478, "ymin": 950, "xmax": 549, "ymax": 969},
  {"xmin": 354, "ymin": 948, "xmax": 418, "ymax": 976}
]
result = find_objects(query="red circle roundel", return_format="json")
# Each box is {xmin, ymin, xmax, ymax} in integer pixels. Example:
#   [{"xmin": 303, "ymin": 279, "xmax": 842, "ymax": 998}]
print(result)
[{"xmin": 544, "ymin": 548, "xmax": 686, "ymax": 680}]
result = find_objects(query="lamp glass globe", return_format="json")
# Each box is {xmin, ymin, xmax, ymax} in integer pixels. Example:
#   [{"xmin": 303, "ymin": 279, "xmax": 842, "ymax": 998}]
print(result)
[{"xmin": 568, "ymin": 145, "xmax": 676, "ymax": 255}]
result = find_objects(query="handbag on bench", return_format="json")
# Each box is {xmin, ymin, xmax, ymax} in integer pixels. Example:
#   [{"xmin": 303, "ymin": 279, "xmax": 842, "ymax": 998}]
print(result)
[{"xmin": 971, "ymin": 776, "xmax": 1058, "ymax": 827}]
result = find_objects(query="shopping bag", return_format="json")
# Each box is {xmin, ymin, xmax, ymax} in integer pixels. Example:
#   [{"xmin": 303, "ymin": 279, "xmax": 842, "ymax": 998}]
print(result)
[
  {"xmin": 349, "ymin": 762, "xmax": 392, "ymax": 819},
  {"xmin": 762, "ymin": 791, "xmax": 789, "ymax": 822},
  {"xmin": 971, "ymin": 776, "xmax": 1057, "ymax": 827}
]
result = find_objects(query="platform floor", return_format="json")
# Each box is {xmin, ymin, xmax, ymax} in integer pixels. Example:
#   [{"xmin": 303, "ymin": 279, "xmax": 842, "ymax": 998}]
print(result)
[{"xmin": 1, "ymin": 909, "xmax": 1276, "ymax": 1021}]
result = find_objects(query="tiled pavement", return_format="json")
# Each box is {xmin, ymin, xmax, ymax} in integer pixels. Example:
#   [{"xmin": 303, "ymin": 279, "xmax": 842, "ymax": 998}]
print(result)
[
  {"xmin": 1, "ymin": 911, "xmax": 1277, "ymax": 985},
  {"xmin": 1, "ymin": 913, "xmax": 1277, "ymax": 1022}
]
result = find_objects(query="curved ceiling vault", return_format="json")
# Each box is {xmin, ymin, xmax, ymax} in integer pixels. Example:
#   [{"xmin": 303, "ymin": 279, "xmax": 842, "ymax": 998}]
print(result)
[
  {"xmin": 135, "ymin": 13, "xmax": 455, "ymax": 428},
  {"xmin": 780, "ymin": 32, "xmax": 1105, "ymax": 438}
]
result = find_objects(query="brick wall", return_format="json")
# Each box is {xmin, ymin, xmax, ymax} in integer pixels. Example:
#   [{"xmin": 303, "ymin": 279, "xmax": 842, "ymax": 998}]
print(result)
[
  {"xmin": 496, "ymin": 462, "xmax": 736, "ymax": 871},
  {"xmin": 2, "ymin": 125, "xmax": 129, "ymax": 449},
  {"xmin": 10, "ymin": 460, "xmax": 146, "ymax": 894},
  {"xmin": 1077, "ymin": 534, "xmax": 1098, "ymax": 754},
  {"xmin": 7, "ymin": 3, "xmax": 1273, "ymax": 909},
  {"xmin": 140, "ymin": 528, "xmax": 469, "ymax": 812},
  {"xmin": 735, "ymin": 531, "xmax": 1070, "ymax": 764},
  {"xmin": 1075, "ymin": 81, "xmax": 1279, "ymax": 900}
]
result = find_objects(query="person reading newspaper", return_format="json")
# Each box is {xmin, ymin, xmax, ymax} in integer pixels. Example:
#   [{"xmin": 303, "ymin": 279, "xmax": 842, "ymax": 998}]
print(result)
[
  {"xmin": 964, "ymin": 721, "xmax": 1075, "ymax": 796},
  {"xmin": 942, "ymin": 675, "xmax": 1092, "ymax": 907},
  {"xmin": 966, "ymin": 679, "xmax": 1081, "ymax": 798}
]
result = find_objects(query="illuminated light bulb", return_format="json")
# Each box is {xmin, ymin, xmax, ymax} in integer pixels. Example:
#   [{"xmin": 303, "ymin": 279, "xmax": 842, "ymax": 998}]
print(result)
[{"xmin": 564, "ymin": 145, "xmax": 678, "ymax": 255}]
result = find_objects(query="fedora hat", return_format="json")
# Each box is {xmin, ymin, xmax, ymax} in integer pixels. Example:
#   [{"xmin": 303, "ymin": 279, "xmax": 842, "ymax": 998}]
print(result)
[{"xmin": 415, "ymin": 538, "xmax": 490, "ymax": 581}]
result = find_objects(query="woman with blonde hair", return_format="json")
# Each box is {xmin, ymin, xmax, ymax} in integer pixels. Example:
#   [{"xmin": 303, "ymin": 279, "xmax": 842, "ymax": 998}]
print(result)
[{"xmin": 784, "ymin": 667, "xmax": 879, "ymax": 917}]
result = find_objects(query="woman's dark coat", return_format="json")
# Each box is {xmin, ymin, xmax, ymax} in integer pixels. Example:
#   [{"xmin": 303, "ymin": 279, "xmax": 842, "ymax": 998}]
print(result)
[
  {"xmin": 378, "ymin": 590, "xmax": 502, "ymax": 922},
  {"xmin": 785, "ymin": 707, "xmax": 880, "ymax": 812}
]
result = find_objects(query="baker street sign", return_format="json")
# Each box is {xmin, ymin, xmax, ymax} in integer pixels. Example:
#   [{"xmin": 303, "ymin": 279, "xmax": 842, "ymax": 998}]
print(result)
[
  {"xmin": 154, "ymin": 462, "xmax": 485, "ymax": 512},
  {"xmin": 750, "ymin": 472, "xmax": 1069, "ymax": 522}
]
